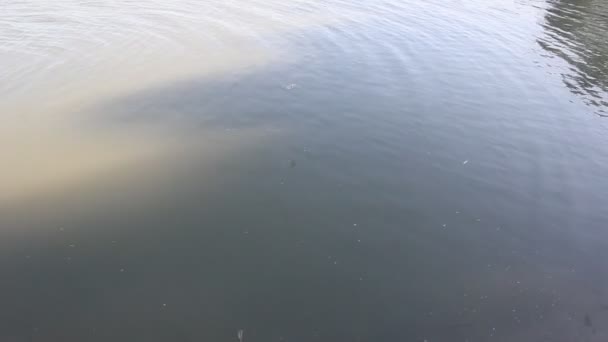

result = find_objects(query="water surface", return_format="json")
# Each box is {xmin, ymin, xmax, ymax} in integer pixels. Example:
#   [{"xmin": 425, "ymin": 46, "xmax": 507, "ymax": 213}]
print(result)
[{"xmin": 1, "ymin": 0, "xmax": 608, "ymax": 341}]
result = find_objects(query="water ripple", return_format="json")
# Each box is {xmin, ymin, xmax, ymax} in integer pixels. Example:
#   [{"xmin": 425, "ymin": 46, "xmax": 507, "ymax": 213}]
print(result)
[{"xmin": 538, "ymin": 0, "xmax": 608, "ymax": 116}]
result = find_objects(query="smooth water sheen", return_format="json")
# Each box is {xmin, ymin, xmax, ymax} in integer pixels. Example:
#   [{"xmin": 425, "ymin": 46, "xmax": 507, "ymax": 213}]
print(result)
[{"xmin": 1, "ymin": 0, "xmax": 608, "ymax": 341}]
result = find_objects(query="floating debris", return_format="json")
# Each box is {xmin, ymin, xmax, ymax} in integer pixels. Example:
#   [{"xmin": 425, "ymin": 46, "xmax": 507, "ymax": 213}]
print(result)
[
  {"xmin": 120, "ymin": 268, "xmax": 125, "ymax": 272},
  {"xmin": 237, "ymin": 329, "xmax": 244, "ymax": 342},
  {"xmin": 584, "ymin": 314, "xmax": 592, "ymax": 327},
  {"xmin": 285, "ymin": 83, "xmax": 297, "ymax": 90},
  {"xmin": 353, "ymin": 223, "xmax": 357, "ymax": 227},
  {"xmin": 442, "ymin": 224, "xmax": 447, "ymax": 228},
  {"xmin": 69, "ymin": 244, "xmax": 76, "ymax": 248},
  {"xmin": 462, "ymin": 160, "xmax": 469, "ymax": 165}
]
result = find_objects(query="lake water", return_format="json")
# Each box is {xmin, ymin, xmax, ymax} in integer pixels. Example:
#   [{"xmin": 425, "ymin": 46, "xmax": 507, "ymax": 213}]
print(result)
[{"xmin": 1, "ymin": 0, "xmax": 608, "ymax": 341}]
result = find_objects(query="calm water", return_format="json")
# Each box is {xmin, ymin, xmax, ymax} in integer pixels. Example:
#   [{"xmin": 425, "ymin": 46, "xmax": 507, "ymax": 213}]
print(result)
[{"xmin": 1, "ymin": 0, "xmax": 608, "ymax": 341}]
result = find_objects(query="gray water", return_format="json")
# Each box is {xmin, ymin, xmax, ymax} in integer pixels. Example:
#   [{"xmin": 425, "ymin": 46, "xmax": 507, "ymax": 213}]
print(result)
[{"xmin": 1, "ymin": 0, "xmax": 608, "ymax": 341}]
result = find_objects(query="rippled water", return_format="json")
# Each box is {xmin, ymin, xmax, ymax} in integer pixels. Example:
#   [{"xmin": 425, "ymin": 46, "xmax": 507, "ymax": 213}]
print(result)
[
  {"xmin": 1, "ymin": 0, "xmax": 608, "ymax": 341},
  {"xmin": 539, "ymin": 0, "xmax": 608, "ymax": 116}
]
